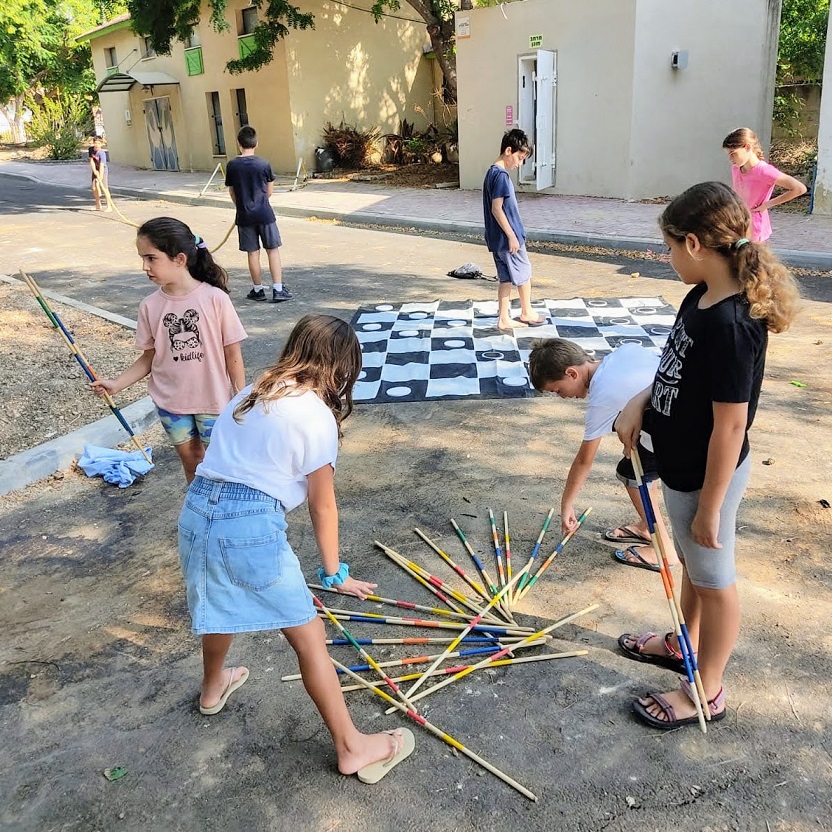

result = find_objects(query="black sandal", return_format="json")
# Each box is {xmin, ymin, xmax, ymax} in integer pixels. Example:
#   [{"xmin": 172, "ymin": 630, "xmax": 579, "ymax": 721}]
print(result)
[{"xmin": 617, "ymin": 631, "xmax": 685, "ymax": 673}]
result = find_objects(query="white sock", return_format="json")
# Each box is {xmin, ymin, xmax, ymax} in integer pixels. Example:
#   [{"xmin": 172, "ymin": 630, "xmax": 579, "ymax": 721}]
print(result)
[
  {"xmin": 252, "ymin": 282, "xmax": 263, "ymax": 291},
  {"xmin": 273, "ymin": 283, "xmax": 283, "ymax": 292}
]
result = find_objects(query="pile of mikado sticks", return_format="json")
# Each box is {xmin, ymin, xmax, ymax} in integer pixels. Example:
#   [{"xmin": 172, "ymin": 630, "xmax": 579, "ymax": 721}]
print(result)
[{"xmin": 283, "ymin": 507, "xmax": 597, "ymax": 802}]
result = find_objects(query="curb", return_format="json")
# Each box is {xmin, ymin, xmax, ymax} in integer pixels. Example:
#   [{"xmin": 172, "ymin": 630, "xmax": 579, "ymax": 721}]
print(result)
[
  {"xmin": 0, "ymin": 274, "xmax": 157, "ymax": 495},
  {"xmin": 0, "ymin": 396, "xmax": 158, "ymax": 497},
  {"xmin": 4, "ymin": 166, "xmax": 832, "ymax": 271}
]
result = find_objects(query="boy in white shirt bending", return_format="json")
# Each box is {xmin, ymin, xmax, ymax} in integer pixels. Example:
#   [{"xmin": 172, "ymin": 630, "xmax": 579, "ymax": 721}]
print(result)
[{"xmin": 529, "ymin": 339, "xmax": 678, "ymax": 571}]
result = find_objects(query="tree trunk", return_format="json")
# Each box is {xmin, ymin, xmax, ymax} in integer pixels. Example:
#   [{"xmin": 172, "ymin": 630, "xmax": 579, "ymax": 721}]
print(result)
[
  {"xmin": 0, "ymin": 96, "xmax": 27, "ymax": 143},
  {"xmin": 404, "ymin": 0, "xmax": 458, "ymax": 104}
]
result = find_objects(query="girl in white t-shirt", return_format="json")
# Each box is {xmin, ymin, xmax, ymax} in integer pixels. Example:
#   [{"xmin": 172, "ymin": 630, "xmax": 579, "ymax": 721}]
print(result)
[
  {"xmin": 722, "ymin": 128, "xmax": 806, "ymax": 242},
  {"xmin": 91, "ymin": 217, "xmax": 247, "ymax": 482},
  {"xmin": 177, "ymin": 314, "xmax": 414, "ymax": 782}
]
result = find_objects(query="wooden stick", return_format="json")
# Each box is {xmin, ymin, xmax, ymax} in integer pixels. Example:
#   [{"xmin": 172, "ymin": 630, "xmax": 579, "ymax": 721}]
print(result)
[
  {"xmin": 326, "ymin": 636, "xmax": 529, "ymax": 647},
  {"xmin": 312, "ymin": 595, "xmax": 417, "ymax": 711},
  {"xmin": 309, "ymin": 584, "xmax": 477, "ymax": 623},
  {"xmin": 20, "ymin": 270, "xmax": 152, "ymax": 463},
  {"xmin": 631, "ymin": 448, "xmax": 708, "ymax": 733},
  {"xmin": 517, "ymin": 508, "xmax": 555, "ymax": 594},
  {"xmin": 488, "ymin": 509, "xmax": 507, "ymax": 590},
  {"xmin": 317, "ymin": 612, "xmax": 533, "ymax": 637},
  {"xmin": 514, "ymin": 508, "xmax": 593, "ymax": 604},
  {"xmin": 339, "ymin": 651, "xmax": 581, "ymax": 692},
  {"xmin": 374, "ymin": 540, "xmax": 504, "ymax": 623},
  {"xmin": 399, "ymin": 561, "xmax": 532, "ymax": 701},
  {"xmin": 414, "ymin": 527, "xmax": 491, "ymax": 604},
  {"xmin": 503, "ymin": 511, "xmax": 513, "ymax": 603},
  {"xmin": 331, "ymin": 658, "xmax": 538, "ymax": 801},
  {"xmin": 450, "ymin": 518, "xmax": 514, "ymax": 622},
  {"xmin": 400, "ymin": 605, "xmax": 599, "ymax": 708}
]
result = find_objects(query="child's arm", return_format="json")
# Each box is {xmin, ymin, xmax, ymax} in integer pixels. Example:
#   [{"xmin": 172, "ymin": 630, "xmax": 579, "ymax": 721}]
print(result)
[
  {"xmin": 266, "ymin": 181, "xmax": 274, "ymax": 198},
  {"xmin": 223, "ymin": 342, "xmax": 246, "ymax": 395},
  {"xmin": 614, "ymin": 385, "xmax": 652, "ymax": 455},
  {"xmin": 227, "ymin": 186, "xmax": 236, "ymax": 206},
  {"xmin": 754, "ymin": 172, "xmax": 806, "ymax": 212},
  {"xmin": 560, "ymin": 438, "xmax": 601, "ymax": 533},
  {"xmin": 89, "ymin": 349, "xmax": 154, "ymax": 397},
  {"xmin": 307, "ymin": 463, "xmax": 378, "ymax": 599},
  {"xmin": 692, "ymin": 401, "xmax": 748, "ymax": 548},
  {"xmin": 491, "ymin": 197, "xmax": 520, "ymax": 253}
]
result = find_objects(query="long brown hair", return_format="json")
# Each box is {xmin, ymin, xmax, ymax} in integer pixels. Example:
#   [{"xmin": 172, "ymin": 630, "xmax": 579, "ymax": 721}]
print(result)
[
  {"xmin": 722, "ymin": 127, "xmax": 764, "ymax": 159},
  {"xmin": 233, "ymin": 314, "xmax": 362, "ymax": 433},
  {"xmin": 660, "ymin": 182, "xmax": 799, "ymax": 333}
]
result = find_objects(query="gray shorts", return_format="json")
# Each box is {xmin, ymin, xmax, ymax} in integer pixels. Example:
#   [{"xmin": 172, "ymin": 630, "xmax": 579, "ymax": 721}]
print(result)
[
  {"xmin": 238, "ymin": 222, "xmax": 281, "ymax": 252},
  {"xmin": 493, "ymin": 247, "xmax": 532, "ymax": 286},
  {"xmin": 662, "ymin": 455, "xmax": 751, "ymax": 589}
]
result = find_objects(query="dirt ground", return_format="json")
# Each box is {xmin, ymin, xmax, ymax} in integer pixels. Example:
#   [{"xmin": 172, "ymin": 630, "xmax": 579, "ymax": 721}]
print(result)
[
  {"xmin": 0, "ymin": 282, "xmax": 147, "ymax": 459},
  {"xmin": 1, "ymin": 190, "xmax": 831, "ymax": 830}
]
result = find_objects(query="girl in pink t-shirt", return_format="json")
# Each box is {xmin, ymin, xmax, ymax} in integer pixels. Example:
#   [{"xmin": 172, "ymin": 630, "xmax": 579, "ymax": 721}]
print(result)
[
  {"xmin": 91, "ymin": 217, "xmax": 247, "ymax": 482},
  {"xmin": 722, "ymin": 128, "xmax": 807, "ymax": 242}
]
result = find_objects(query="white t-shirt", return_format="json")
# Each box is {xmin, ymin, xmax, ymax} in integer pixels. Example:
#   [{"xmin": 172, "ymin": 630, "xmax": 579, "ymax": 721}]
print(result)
[
  {"xmin": 196, "ymin": 384, "xmax": 339, "ymax": 511},
  {"xmin": 584, "ymin": 344, "xmax": 659, "ymax": 446}
]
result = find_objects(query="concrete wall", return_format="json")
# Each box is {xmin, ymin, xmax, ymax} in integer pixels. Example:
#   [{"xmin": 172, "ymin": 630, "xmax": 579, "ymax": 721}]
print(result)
[
  {"xmin": 285, "ymin": 0, "xmax": 433, "ymax": 168},
  {"xmin": 456, "ymin": 0, "xmax": 637, "ymax": 195},
  {"xmin": 628, "ymin": 0, "xmax": 781, "ymax": 199},
  {"xmin": 89, "ymin": 0, "xmax": 432, "ymax": 173}
]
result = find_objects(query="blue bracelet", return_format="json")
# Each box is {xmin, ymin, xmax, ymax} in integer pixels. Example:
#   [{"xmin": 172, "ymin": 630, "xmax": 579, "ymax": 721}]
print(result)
[{"xmin": 317, "ymin": 562, "xmax": 349, "ymax": 588}]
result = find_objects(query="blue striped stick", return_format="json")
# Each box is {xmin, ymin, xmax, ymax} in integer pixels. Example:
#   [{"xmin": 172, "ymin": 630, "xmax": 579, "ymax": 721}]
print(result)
[
  {"xmin": 516, "ymin": 508, "xmax": 555, "ymax": 594},
  {"xmin": 631, "ymin": 447, "xmax": 708, "ymax": 732}
]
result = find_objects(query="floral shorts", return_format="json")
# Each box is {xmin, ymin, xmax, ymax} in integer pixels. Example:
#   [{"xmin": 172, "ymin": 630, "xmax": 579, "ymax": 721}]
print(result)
[{"xmin": 156, "ymin": 407, "xmax": 217, "ymax": 446}]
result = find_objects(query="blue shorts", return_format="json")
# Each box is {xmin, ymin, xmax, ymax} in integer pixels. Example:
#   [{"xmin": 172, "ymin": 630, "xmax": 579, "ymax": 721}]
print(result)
[
  {"xmin": 178, "ymin": 477, "xmax": 317, "ymax": 635},
  {"xmin": 156, "ymin": 407, "xmax": 217, "ymax": 446},
  {"xmin": 238, "ymin": 222, "xmax": 281, "ymax": 252},
  {"xmin": 493, "ymin": 247, "xmax": 532, "ymax": 286},
  {"xmin": 662, "ymin": 455, "xmax": 751, "ymax": 590}
]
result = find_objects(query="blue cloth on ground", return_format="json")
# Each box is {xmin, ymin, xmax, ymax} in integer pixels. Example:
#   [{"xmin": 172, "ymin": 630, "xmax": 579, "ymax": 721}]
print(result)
[{"xmin": 77, "ymin": 444, "xmax": 154, "ymax": 487}]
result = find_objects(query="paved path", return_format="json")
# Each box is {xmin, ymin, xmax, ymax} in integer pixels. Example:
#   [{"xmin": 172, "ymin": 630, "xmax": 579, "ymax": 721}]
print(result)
[{"xmin": 3, "ymin": 158, "xmax": 832, "ymax": 268}]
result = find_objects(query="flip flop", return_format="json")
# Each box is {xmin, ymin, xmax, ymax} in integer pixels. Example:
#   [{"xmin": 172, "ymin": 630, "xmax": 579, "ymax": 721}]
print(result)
[
  {"xmin": 632, "ymin": 682, "xmax": 726, "ymax": 730},
  {"xmin": 613, "ymin": 546, "xmax": 661, "ymax": 572},
  {"xmin": 356, "ymin": 728, "xmax": 416, "ymax": 784},
  {"xmin": 603, "ymin": 525, "xmax": 652, "ymax": 545},
  {"xmin": 617, "ymin": 631, "xmax": 685, "ymax": 673},
  {"xmin": 199, "ymin": 667, "xmax": 250, "ymax": 715}
]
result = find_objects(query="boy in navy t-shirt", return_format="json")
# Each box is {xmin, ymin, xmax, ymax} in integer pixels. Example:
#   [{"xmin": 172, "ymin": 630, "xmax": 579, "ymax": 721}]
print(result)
[
  {"xmin": 482, "ymin": 128, "xmax": 545, "ymax": 331},
  {"xmin": 225, "ymin": 126, "xmax": 291, "ymax": 303}
]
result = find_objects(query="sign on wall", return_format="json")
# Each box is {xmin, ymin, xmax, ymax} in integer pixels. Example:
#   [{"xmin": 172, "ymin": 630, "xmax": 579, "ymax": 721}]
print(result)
[
  {"xmin": 529, "ymin": 35, "xmax": 543, "ymax": 48},
  {"xmin": 505, "ymin": 105, "xmax": 513, "ymax": 126},
  {"xmin": 457, "ymin": 16, "xmax": 471, "ymax": 39}
]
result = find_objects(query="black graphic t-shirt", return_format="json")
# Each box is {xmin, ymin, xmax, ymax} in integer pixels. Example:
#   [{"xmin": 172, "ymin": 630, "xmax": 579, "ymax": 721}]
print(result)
[
  {"xmin": 644, "ymin": 282, "xmax": 768, "ymax": 492},
  {"xmin": 225, "ymin": 155, "xmax": 276, "ymax": 226}
]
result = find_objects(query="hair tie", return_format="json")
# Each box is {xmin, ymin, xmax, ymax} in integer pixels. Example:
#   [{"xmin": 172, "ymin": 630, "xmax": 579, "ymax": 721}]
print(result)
[
  {"xmin": 194, "ymin": 234, "xmax": 208, "ymax": 250},
  {"xmin": 734, "ymin": 237, "xmax": 750, "ymax": 250},
  {"xmin": 316, "ymin": 563, "xmax": 349, "ymax": 588}
]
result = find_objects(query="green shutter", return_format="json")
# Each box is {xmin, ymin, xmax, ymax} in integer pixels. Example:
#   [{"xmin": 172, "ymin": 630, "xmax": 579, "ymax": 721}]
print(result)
[
  {"xmin": 238, "ymin": 34, "xmax": 256, "ymax": 60},
  {"xmin": 185, "ymin": 47, "xmax": 204, "ymax": 76}
]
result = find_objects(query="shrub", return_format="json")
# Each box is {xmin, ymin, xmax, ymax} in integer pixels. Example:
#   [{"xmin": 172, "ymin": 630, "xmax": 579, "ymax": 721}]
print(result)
[
  {"xmin": 321, "ymin": 120, "xmax": 380, "ymax": 168},
  {"xmin": 27, "ymin": 96, "xmax": 87, "ymax": 160}
]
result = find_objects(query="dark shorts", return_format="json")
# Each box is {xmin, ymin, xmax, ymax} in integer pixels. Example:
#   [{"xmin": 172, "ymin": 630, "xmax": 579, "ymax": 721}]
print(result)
[
  {"xmin": 615, "ymin": 442, "xmax": 659, "ymax": 488},
  {"xmin": 492, "ymin": 247, "xmax": 532, "ymax": 286},
  {"xmin": 238, "ymin": 222, "xmax": 282, "ymax": 252}
]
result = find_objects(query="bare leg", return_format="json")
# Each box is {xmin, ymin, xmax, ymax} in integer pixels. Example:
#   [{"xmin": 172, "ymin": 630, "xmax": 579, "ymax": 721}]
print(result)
[
  {"xmin": 497, "ymin": 282, "xmax": 519, "ymax": 330},
  {"xmin": 516, "ymin": 281, "xmax": 542, "ymax": 322},
  {"xmin": 247, "ymin": 250, "xmax": 263, "ymax": 286},
  {"xmin": 282, "ymin": 617, "xmax": 402, "ymax": 774},
  {"xmin": 92, "ymin": 181, "xmax": 102, "ymax": 210},
  {"xmin": 200, "ymin": 634, "xmax": 247, "ymax": 708},
  {"xmin": 174, "ymin": 438, "xmax": 206, "ymax": 483},
  {"xmin": 265, "ymin": 246, "xmax": 283, "ymax": 287}
]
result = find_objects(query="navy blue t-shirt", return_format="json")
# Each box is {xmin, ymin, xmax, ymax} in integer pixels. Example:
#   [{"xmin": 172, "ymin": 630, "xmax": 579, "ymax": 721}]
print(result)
[
  {"xmin": 225, "ymin": 155, "xmax": 276, "ymax": 226},
  {"xmin": 482, "ymin": 164, "xmax": 525, "ymax": 253},
  {"xmin": 643, "ymin": 282, "xmax": 768, "ymax": 492}
]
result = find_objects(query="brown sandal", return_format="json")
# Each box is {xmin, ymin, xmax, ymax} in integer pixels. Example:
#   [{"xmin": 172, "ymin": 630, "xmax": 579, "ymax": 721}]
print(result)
[{"xmin": 617, "ymin": 631, "xmax": 685, "ymax": 673}]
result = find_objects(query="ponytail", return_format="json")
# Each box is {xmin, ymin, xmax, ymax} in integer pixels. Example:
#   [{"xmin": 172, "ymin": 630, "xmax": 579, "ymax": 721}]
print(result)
[
  {"xmin": 722, "ymin": 127, "xmax": 764, "ymax": 160},
  {"xmin": 137, "ymin": 217, "xmax": 229, "ymax": 293}
]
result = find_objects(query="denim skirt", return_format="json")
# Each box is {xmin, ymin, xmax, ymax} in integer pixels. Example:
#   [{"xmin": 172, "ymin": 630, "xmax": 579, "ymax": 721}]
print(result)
[{"xmin": 178, "ymin": 476, "xmax": 316, "ymax": 635}]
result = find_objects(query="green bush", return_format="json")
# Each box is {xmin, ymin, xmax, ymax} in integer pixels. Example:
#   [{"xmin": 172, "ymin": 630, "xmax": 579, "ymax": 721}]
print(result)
[{"xmin": 27, "ymin": 96, "xmax": 86, "ymax": 160}]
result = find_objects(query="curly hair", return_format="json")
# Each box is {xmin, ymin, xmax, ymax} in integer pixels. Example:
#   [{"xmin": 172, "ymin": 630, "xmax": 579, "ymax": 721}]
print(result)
[
  {"xmin": 659, "ymin": 182, "xmax": 799, "ymax": 333},
  {"xmin": 233, "ymin": 315, "xmax": 362, "ymax": 436}
]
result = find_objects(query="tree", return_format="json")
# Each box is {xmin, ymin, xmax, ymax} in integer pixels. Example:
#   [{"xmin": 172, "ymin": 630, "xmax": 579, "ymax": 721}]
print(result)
[
  {"xmin": 128, "ymin": 0, "xmax": 477, "ymax": 103},
  {"xmin": 0, "ymin": 0, "xmax": 122, "ymax": 142},
  {"xmin": 777, "ymin": 0, "xmax": 829, "ymax": 84}
]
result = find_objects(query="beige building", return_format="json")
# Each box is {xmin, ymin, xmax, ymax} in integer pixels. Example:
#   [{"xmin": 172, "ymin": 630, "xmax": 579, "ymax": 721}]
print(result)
[
  {"xmin": 456, "ymin": 0, "xmax": 781, "ymax": 199},
  {"xmin": 79, "ymin": 1, "xmax": 435, "ymax": 173}
]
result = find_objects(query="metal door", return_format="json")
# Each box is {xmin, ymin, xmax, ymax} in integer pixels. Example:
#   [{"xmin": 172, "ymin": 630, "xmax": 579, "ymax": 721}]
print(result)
[{"xmin": 144, "ymin": 97, "xmax": 179, "ymax": 171}]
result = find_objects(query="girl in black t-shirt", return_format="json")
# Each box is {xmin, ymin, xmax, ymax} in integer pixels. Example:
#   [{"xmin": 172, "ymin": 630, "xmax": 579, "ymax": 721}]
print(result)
[{"xmin": 614, "ymin": 181, "xmax": 799, "ymax": 729}]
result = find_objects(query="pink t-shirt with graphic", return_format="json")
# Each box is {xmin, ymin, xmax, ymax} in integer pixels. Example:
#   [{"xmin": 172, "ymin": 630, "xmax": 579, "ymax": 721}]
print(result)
[
  {"xmin": 731, "ymin": 161, "xmax": 781, "ymax": 242},
  {"xmin": 136, "ymin": 282, "xmax": 247, "ymax": 414}
]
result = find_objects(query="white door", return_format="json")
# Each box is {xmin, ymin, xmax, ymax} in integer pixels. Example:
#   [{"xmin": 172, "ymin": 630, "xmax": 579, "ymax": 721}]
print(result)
[
  {"xmin": 518, "ymin": 56, "xmax": 536, "ymax": 184},
  {"xmin": 535, "ymin": 50, "xmax": 556, "ymax": 190}
]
